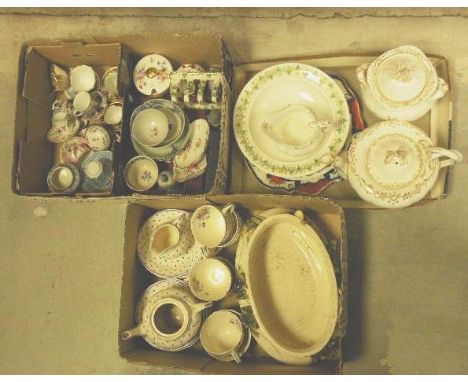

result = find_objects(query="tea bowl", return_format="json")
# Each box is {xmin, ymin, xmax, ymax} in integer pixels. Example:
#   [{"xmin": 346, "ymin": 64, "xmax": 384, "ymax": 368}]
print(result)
[
  {"xmin": 47, "ymin": 163, "xmax": 81, "ymax": 194},
  {"xmin": 131, "ymin": 108, "xmax": 169, "ymax": 147},
  {"xmin": 124, "ymin": 155, "xmax": 158, "ymax": 192}
]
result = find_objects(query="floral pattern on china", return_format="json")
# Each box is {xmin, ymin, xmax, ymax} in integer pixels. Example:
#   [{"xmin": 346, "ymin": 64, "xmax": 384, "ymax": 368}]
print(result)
[
  {"xmin": 173, "ymin": 119, "xmax": 210, "ymax": 169},
  {"xmin": 133, "ymin": 54, "xmax": 173, "ymax": 96},
  {"xmin": 234, "ymin": 63, "xmax": 351, "ymax": 180}
]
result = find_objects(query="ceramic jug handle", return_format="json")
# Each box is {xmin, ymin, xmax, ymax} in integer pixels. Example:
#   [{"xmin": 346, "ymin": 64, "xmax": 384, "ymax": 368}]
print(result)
[
  {"xmin": 356, "ymin": 64, "xmax": 370, "ymax": 89},
  {"xmin": 191, "ymin": 301, "xmax": 212, "ymax": 314},
  {"xmin": 222, "ymin": 203, "xmax": 236, "ymax": 215},
  {"xmin": 429, "ymin": 147, "xmax": 463, "ymax": 168},
  {"xmin": 430, "ymin": 78, "xmax": 449, "ymax": 101},
  {"xmin": 121, "ymin": 324, "xmax": 145, "ymax": 340}
]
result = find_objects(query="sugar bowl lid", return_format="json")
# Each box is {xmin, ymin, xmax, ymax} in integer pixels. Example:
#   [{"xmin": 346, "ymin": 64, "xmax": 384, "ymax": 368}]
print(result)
[
  {"xmin": 367, "ymin": 45, "xmax": 439, "ymax": 108},
  {"xmin": 133, "ymin": 54, "xmax": 173, "ymax": 96},
  {"xmin": 347, "ymin": 120, "xmax": 439, "ymax": 208}
]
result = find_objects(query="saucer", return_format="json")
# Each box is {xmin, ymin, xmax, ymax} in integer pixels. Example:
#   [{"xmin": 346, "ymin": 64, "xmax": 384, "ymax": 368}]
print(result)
[
  {"xmin": 134, "ymin": 279, "xmax": 209, "ymax": 351},
  {"xmin": 82, "ymin": 125, "xmax": 111, "ymax": 151},
  {"xmin": 79, "ymin": 150, "xmax": 114, "ymax": 193},
  {"xmin": 133, "ymin": 54, "xmax": 173, "ymax": 96},
  {"xmin": 173, "ymin": 119, "xmax": 210, "ymax": 169},
  {"xmin": 137, "ymin": 209, "xmax": 208, "ymax": 278}
]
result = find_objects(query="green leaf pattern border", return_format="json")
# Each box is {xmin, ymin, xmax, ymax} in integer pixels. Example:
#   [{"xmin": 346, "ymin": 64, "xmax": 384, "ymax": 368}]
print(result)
[{"xmin": 234, "ymin": 63, "xmax": 351, "ymax": 178}]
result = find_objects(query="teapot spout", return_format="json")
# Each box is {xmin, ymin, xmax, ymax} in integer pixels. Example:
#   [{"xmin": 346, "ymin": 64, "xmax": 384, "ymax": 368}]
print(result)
[{"xmin": 121, "ymin": 324, "xmax": 145, "ymax": 340}]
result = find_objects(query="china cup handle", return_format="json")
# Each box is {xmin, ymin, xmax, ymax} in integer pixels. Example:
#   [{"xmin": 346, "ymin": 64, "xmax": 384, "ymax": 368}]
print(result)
[
  {"xmin": 222, "ymin": 203, "xmax": 236, "ymax": 215},
  {"xmin": 231, "ymin": 351, "xmax": 242, "ymax": 364},
  {"xmin": 430, "ymin": 77, "xmax": 449, "ymax": 101},
  {"xmin": 190, "ymin": 301, "xmax": 212, "ymax": 315},
  {"xmin": 356, "ymin": 64, "xmax": 370, "ymax": 89},
  {"xmin": 74, "ymin": 110, "xmax": 83, "ymax": 118},
  {"xmin": 429, "ymin": 147, "xmax": 463, "ymax": 168}
]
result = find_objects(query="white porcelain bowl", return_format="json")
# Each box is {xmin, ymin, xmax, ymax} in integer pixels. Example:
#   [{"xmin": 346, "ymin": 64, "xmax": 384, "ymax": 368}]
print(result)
[{"xmin": 131, "ymin": 109, "xmax": 169, "ymax": 147}]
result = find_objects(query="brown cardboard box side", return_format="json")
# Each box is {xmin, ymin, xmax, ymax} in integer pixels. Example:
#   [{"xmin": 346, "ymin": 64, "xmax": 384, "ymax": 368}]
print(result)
[{"xmin": 118, "ymin": 194, "xmax": 348, "ymax": 374}]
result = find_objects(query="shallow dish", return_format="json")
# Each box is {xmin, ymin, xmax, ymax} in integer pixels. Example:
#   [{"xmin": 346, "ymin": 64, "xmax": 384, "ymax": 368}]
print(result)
[{"xmin": 234, "ymin": 63, "xmax": 351, "ymax": 180}]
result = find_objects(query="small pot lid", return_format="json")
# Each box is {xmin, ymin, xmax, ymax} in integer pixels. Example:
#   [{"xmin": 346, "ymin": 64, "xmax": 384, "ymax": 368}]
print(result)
[
  {"xmin": 367, "ymin": 45, "xmax": 439, "ymax": 108},
  {"xmin": 133, "ymin": 54, "xmax": 173, "ymax": 96},
  {"xmin": 347, "ymin": 120, "xmax": 439, "ymax": 208}
]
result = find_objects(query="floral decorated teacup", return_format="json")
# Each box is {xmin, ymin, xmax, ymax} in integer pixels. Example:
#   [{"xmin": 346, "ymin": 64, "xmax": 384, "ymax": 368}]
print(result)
[{"xmin": 124, "ymin": 155, "xmax": 158, "ymax": 192}]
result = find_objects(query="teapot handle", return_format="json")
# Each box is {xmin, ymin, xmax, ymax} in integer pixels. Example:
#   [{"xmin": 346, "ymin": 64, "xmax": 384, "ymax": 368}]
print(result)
[
  {"xmin": 356, "ymin": 64, "xmax": 370, "ymax": 89},
  {"xmin": 429, "ymin": 77, "xmax": 449, "ymax": 101},
  {"xmin": 429, "ymin": 147, "xmax": 463, "ymax": 168}
]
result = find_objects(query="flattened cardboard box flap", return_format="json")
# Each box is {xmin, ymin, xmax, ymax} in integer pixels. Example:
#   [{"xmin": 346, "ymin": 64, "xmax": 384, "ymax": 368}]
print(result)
[{"xmin": 119, "ymin": 194, "xmax": 347, "ymax": 375}]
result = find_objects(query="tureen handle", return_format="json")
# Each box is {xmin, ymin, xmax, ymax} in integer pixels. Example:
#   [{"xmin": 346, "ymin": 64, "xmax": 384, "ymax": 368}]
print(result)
[
  {"xmin": 429, "ymin": 78, "xmax": 449, "ymax": 101},
  {"xmin": 356, "ymin": 64, "xmax": 370, "ymax": 89},
  {"xmin": 429, "ymin": 147, "xmax": 463, "ymax": 168}
]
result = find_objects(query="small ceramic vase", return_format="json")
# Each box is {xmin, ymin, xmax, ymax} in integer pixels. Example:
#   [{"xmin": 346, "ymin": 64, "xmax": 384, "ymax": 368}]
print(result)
[
  {"xmin": 157, "ymin": 170, "xmax": 176, "ymax": 190},
  {"xmin": 356, "ymin": 45, "xmax": 448, "ymax": 121},
  {"xmin": 200, "ymin": 310, "xmax": 251, "ymax": 363},
  {"xmin": 103, "ymin": 103, "xmax": 123, "ymax": 125},
  {"xmin": 189, "ymin": 258, "xmax": 233, "ymax": 302},
  {"xmin": 47, "ymin": 163, "xmax": 81, "ymax": 194},
  {"xmin": 124, "ymin": 155, "xmax": 158, "ymax": 192},
  {"xmin": 60, "ymin": 136, "xmax": 91, "ymax": 164},
  {"xmin": 133, "ymin": 54, "xmax": 173, "ymax": 96},
  {"xmin": 81, "ymin": 125, "xmax": 111, "ymax": 151},
  {"xmin": 173, "ymin": 119, "xmax": 210, "ymax": 169},
  {"xmin": 79, "ymin": 150, "xmax": 114, "ymax": 193},
  {"xmin": 131, "ymin": 108, "xmax": 169, "ymax": 147},
  {"xmin": 70, "ymin": 65, "xmax": 97, "ymax": 92},
  {"xmin": 190, "ymin": 204, "xmax": 242, "ymax": 249}
]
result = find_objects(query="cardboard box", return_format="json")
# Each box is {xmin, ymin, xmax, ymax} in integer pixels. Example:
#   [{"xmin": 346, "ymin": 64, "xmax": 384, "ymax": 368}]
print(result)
[
  {"xmin": 13, "ymin": 34, "xmax": 232, "ymax": 198},
  {"xmin": 119, "ymin": 194, "xmax": 348, "ymax": 374},
  {"xmin": 230, "ymin": 53, "xmax": 452, "ymax": 209}
]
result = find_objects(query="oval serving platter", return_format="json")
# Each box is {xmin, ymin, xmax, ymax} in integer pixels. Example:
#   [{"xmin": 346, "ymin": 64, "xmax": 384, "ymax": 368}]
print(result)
[{"xmin": 236, "ymin": 209, "xmax": 338, "ymax": 365}]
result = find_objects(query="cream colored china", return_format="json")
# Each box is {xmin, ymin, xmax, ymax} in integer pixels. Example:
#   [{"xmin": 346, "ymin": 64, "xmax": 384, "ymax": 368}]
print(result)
[
  {"xmin": 200, "ymin": 310, "xmax": 251, "ymax": 363},
  {"xmin": 73, "ymin": 90, "xmax": 106, "ymax": 119},
  {"xmin": 47, "ymin": 117, "xmax": 81, "ymax": 144},
  {"xmin": 103, "ymin": 103, "xmax": 123, "ymax": 125},
  {"xmin": 50, "ymin": 64, "xmax": 69, "ymax": 92},
  {"xmin": 137, "ymin": 209, "xmax": 209, "ymax": 278},
  {"xmin": 190, "ymin": 204, "xmax": 240, "ymax": 249},
  {"xmin": 173, "ymin": 119, "xmax": 210, "ymax": 169},
  {"xmin": 102, "ymin": 66, "xmax": 119, "ymax": 100},
  {"xmin": 236, "ymin": 209, "xmax": 338, "ymax": 365},
  {"xmin": 173, "ymin": 155, "xmax": 207, "ymax": 183},
  {"xmin": 131, "ymin": 109, "xmax": 169, "ymax": 147},
  {"xmin": 124, "ymin": 155, "xmax": 158, "ymax": 192},
  {"xmin": 81, "ymin": 125, "xmax": 111, "ymax": 151},
  {"xmin": 189, "ymin": 258, "xmax": 233, "ymax": 302},
  {"xmin": 234, "ymin": 63, "xmax": 351, "ymax": 180},
  {"xmin": 130, "ymin": 100, "xmax": 188, "ymax": 160},
  {"xmin": 47, "ymin": 163, "xmax": 80, "ymax": 194},
  {"xmin": 157, "ymin": 170, "xmax": 176, "ymax": 190},
  {"xmin": 261, "ymin": 104, "xmax": 333, "ymax": 153},
  {"xmin": 133, "ymin": 54, "xmax": 173, "ymax": 96},
  {"xmin": 70, "ymin": 65, "xmax": 97, "ymax": 92},
  {"xmin": 356, "ymin": 45, "xmax": 448, "ymax": 121},
  {"xmin": 59, "ymin": 136, "xmax": 91, "ymax": 164},
  {"xmin": 149, "ymin": 214, "xmax": 187, "ymax": 256},
  {"xmin": 121, "ymin": 279, "xmax": 211, "ymax": 351},
  {"xmin": 338, "ymin": 120, "xmax": 463, "ymax": 208}
]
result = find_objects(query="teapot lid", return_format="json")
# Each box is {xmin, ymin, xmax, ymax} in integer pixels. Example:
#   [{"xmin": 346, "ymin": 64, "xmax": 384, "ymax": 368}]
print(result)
[{"xmin": 367, "ymin": 46, "xmax": 439, "ymax": 108}]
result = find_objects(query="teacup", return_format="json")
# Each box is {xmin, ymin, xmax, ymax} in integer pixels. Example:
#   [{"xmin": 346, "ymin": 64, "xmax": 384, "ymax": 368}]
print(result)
[
  {"xmin": 124, "ymin": 155, "xmax": 158, "ymax": 192},
  {"xmin": 190, "ymin": 204, "xmax": 241, "ymax": 249},
  {"xmin": 200, "ymin": 310, "xmax": 250, "ymax": 363},
  {"xmin": 73, "ymin": 91, "xmax": 104, "ymax": 118},
  {"xmin": 122, "ymin": 297, "xmax": 211, "ymax": 341},
  {"xmin": 131, "ymin": 108, "xmax": 169, "ymax": 147},
  {"xmin": 47, "ymin": 163, "xmax": 80, "ymax": 194},
  {"xmin": 70, "ymin": 65, "xmax": 97, "ymax": 92},
  {"xmin": 189, "ymin": 258, "xmax": 233, "ymax": 302},
  {"xmin": 103, "ymin": 103, "xmax": 123, "ymax": 125}
]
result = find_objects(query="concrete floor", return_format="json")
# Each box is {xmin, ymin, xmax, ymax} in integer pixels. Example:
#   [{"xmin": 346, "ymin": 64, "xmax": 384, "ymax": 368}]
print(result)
[{"xmin": 0, "ymin": 8, "xmax": 467, "ymax": 374}]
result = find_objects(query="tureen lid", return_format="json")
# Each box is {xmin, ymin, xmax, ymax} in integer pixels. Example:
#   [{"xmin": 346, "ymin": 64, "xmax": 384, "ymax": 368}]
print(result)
[
  {"xmin": 367, "ymin": 45, "xmax": 439, "ymax": 108},
  {"xmin": 347, "ymin": 120, "xmax": 439, "ymax": 208}
]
